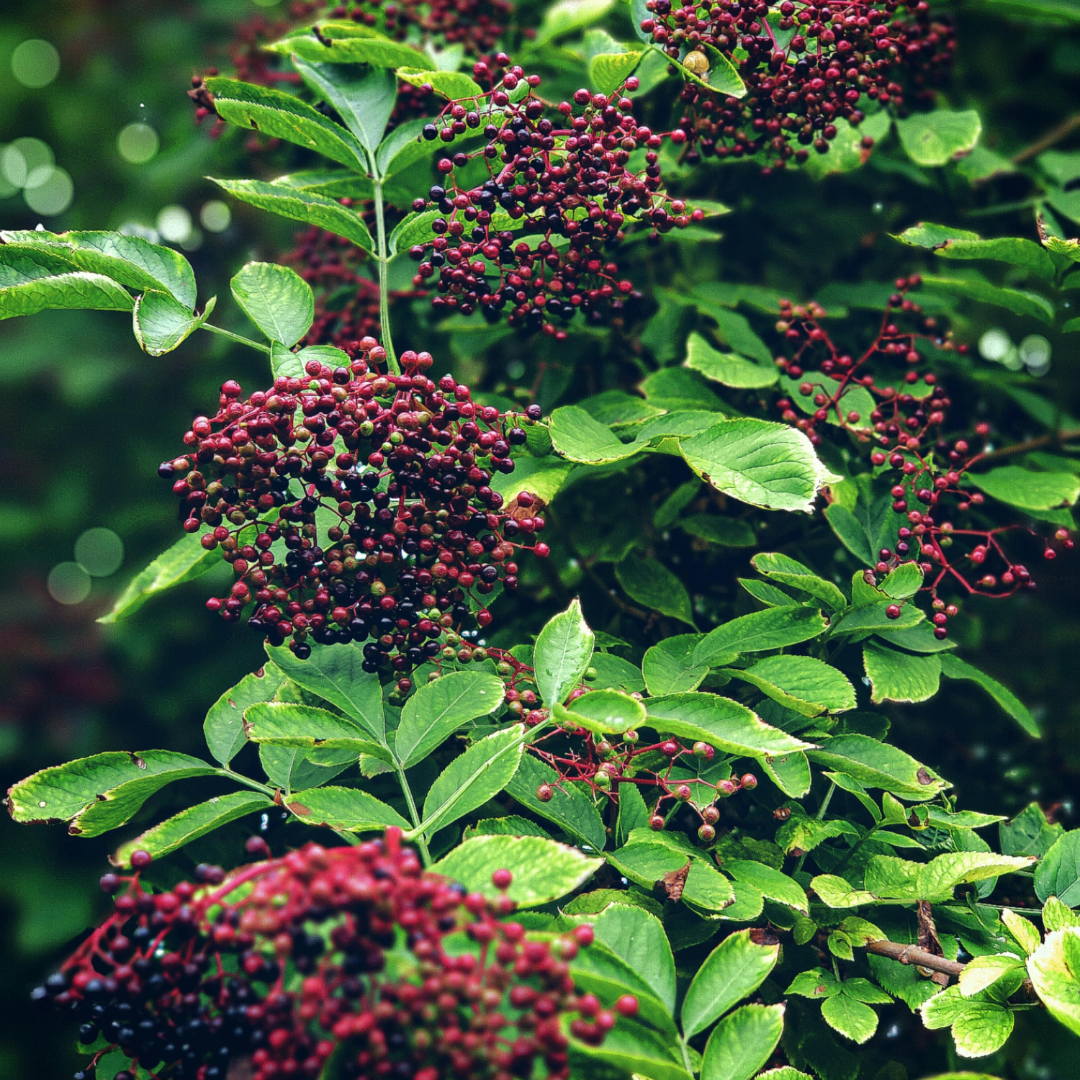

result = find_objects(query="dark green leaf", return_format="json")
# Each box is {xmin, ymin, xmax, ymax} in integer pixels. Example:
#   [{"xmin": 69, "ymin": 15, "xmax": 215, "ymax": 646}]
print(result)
[
  {"xmin": 727, "ymin": 656, "xmax": 856, "ymax": 716},
  {"xmin": 99, "ymin": 532, "xmax": 220, "ymax": 624},
  {"xmin": 7, "ymin": 750, "xmax": 217, "ymax": 830},
  {"xmin": 616, "ymin": 554, "xmax": 696, "ymax": 627},
  {"xmin": 682, "ymin": 928, "xmax": 780, "ymax": 1037},
  {"xmin": 1036, "ymin": 832, "xmax": 1080, "ymax": 907},
  {"xmin": 267, "ymin": 641, "xmax": 385, "ymax": 741},
  {"xmin": 863, "ymin": 642, "xmax": 942, "ymax": 704},
  {"xmin": 700, "ymin": 1003, "xmax": 785, "ymax": 1080},
  {"xmin": 204, "ymin": 76, "xmax": 366, "ymax": 168},
  {"xmin": 940, "ymin": 654, "xmax": 1038, "ymax": 736},
  {"xmin": 211, "ymin": 178, "xmax": 374, "ymax": 252},
  {"xmin": 808, "ymin": 734, "xmax": 948, "ymax": 799},
  {"xmin": 693, "ymin": 606, "xmax": 827, "ymax": 666},
  {"xmin": 132, "ymin": 291, "xmax": 215, "ymax": 356}
]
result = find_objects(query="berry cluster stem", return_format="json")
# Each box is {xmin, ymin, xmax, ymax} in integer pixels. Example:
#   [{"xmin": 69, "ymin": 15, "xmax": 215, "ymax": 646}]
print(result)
[{"xmin": 369, "ymin": 156, "xmax": 400, "ymax": 376}]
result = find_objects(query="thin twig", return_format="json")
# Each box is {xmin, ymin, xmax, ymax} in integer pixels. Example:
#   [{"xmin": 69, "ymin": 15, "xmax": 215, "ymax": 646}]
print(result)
[
  {"xmin": 1012, "ymin": 114, "xmax": 1080, "ymax": 164},
  {"xmin": 865, "ymin": 939, "xmax": 966, "ymax": 977},
  {"xmin": 975, "ymin": 429, "xmax": 1080, "ymax": 463}
]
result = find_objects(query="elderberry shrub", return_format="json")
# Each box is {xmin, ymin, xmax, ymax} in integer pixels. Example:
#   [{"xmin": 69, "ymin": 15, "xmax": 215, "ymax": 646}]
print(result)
[
  {"xmin": 159, "ymin": 339, "xmax": 549, "ymax": 668},
  {"xmin": 769, "ymin": 278, "xmax": 1074, "ymax": 636},
  {"xmin": 643, "ymin": 0, "xmax": 954, "ymax": 172},
  {"xmin": 36, "ymin": 832, "xmax": 630, "ymax": 1080},
  {"xmin": 409, "ymin": 60, "xmax": 702, "ymax": 337}
]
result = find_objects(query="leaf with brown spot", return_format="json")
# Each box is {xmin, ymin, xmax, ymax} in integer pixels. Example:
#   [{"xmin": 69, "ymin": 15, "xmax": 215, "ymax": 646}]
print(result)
[{"xmin": 658, "ymin": 860, "xmax": 692, "ymax": 902}]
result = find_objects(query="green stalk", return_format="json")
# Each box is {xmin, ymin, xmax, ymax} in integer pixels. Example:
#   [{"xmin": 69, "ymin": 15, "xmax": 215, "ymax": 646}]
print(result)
[
  {"xmin": 201, "ymin": 322, "xmax": 272, "ymax": 354},
  {"xmin": 396, "ymin": 765, "xmax": 431, "ymax": 867},
  {"xmin": 369, "ymin": 160, "xmax": 400, "ymax": 376}
]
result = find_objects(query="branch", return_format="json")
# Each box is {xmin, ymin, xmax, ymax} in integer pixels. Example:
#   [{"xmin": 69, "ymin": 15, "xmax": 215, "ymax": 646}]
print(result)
[
  {"xmin": 865, "ymin": 939, "xmax": 965, "ymax": 978},
  {"xmin": 866, "ymin": 939, "xmax": 1037, "ymax": 996},
  {"xmin": 975, "ymin": 429, "xmax": 1080, "ymax": 463},
  {"xmin": 1012, "ymin": 114, "xmax": 1080, "ymax": 164}
]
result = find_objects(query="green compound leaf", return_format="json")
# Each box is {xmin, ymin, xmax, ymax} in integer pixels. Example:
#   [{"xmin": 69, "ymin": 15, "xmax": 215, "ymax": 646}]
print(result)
[
  {"xmin": 431, "ymin": 835, "xmax": 601, "ymax": 907},
  {"xmin": 0, "ymin": 246, "xmax": 133, "ymax": 320},
  {"xmin": 267, "ymin": 641, "xmax": 385, "ymax": 742},
  {"xmin": 895, "ymin": 222, "xmax": 1056, "ymax": 279},
  {"xmin": 112, "ymin": 791, "xmax": 273, "ymax": 869},
  {"xmin": 675, "ymin": 42, "xmax": 746, "ymax": 98},
  {"xmin": 7, "ymin": 750, "xmax": 218, "ymax": 829},
  {"xmin": 808, "ymin": 734, "xmax": 948, "ymax": 799},
  {"xmin": 968, "ymin": 465, "xmax": 1080, "ymax": 511},
  {"xmin": 645, "ymin": 691, "xmax": 815, "ymax": 759},
  {"xmin": 283, "ymin": 786, "xmax": 410, "ymax": 832},
  {"xmin": 243, "ymin": 701, "xmax": 385, "ymax": 756},
  {"xmin": 615, "ymin": 553, "xmax": 696, "ymax": 627},
  {"xmin": 895, "ymin": 109, "xmax": 982, "ymax": 166},
  {"xmin": 2, "ymin": 229, "xmax": 196, "ymax": 306},
  {"xmin": 685, "ymin": 331, "xmax": 778, "ymax": 388},
  {"xmin": 548, "ymin": 405, "xmax": 640, "ymax": 464},
  {"xmin": 99, "ymin": 531, "xmax": 220, "ymax": 624},
  {"xmin": 681, "ymin": 928, "xmax": 779, "ymax": 1037},
  {"xmin": 204, "ymin": 76, "xmax": 366, "ymax": 169},
  {"xmin": 863, "ymin": 642, "xmax": 942, "ymax": 704},
  {"xmin": 211, "ymin": 178, "xmax": 374, "ymax": 252},
  {"xmin": 420, "ymin": 725, "xmax": 525, "ymax": 838},
  {"xmin": 751, "ymin": 551, "xmax": 848, "ymax": 610},
  {"xmin": 679, "ymin": 514, "xmax": 757, "ymax": 547},
  {"xmin": 607, "ymin": 834, "xmax": 735, "ymax": 912},
  {"xmin": 726, "ymin": 859, "xmax": 809, "ymax": 914},
  {"xmin": 533, "ymin": 599, "xmax": 595, "ymax": 707},
  {"xmin": 726, "ymin": 655, "xmax": 856, "ymax": 716},
  {"xmin": 398, "ymin": 67, "xmax": 484, "ymax": 100},
  {"xmin": 693, "ymin": 605, "xmax": 827, "ymax": 666},
  {"xmin": 395, "ymin": 671, "xmax": 505, "ymax": 768},
  {"xmin": 678, "ymin": 419, "xmax": 832, "ymax": 513},
  {"xmin": 554, "ymin": 689, "xmax": 647, "ymax": 735},
  {"xmin": 204, "ymin": 665, "xmax": 287, "ymax": 766},
  {"xmin": 133, "ymin": 291, "xmax": 216, "ymax": 356},
  {"xmin": 920, "ymin": 274, "xmax": 1054, "ymax": 323},
  {"xmin": 505, "ymin": 753, "xmax": 607, "ymax": 850},
  {"xmin": 701, "ymin": 1003, "xmax": 785, "ymax": 1080},
  {"xmin": 230, "ymin": 262, "xmax": 315, "ymax": 347},
  {"xmin": 267, "ymin": 23, "xmax": 432, "ymax": 73},
  {"xmin": 642, "ymin": 636, "xmax": 710, "ymax": 697},
  {"xmin": 583, "ymin": 902, "xmax": 677, "ymax": 1013}
]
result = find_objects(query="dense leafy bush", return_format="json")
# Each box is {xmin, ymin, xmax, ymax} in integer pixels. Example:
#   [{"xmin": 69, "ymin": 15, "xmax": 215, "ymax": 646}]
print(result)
[{"xmin": 4, "ymin": 1, "xmax": 1080, "ymax": 1079}]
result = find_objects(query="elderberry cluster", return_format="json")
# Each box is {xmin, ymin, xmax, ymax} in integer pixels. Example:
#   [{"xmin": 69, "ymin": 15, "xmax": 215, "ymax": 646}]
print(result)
[
  {"xmin": 409, "ymin": 60, "xmax": 699, "ymax": 337},
  {"xmin": 159, "ymin": 340, "xmax": 548, "ymax": 669},
  {"xmin": 36, "ymin": 832, "xmax": 632, "ymax": 1080},
  {"xmin": 643, "ymin": 0, "xmax": 954, "ymax": 172},
  {"xmin": 770, "ymin": 280, "xmax": 1073, "ymax": 635}
]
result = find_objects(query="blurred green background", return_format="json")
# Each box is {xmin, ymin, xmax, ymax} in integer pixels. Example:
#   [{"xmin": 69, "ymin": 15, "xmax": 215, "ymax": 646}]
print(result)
[{"xmin": 2, "ymin": 1, "xmax": 1080, "ymax": 1077}]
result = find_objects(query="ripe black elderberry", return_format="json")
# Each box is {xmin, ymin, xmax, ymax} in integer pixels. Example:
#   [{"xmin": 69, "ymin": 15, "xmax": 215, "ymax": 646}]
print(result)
[
  {"xmin": 38, "ymin": 831, "xmax": 625, "ymax": 1080},
  {"xmin": 162, "ymin": 340, "xmax": 547, "ymax": 667}
]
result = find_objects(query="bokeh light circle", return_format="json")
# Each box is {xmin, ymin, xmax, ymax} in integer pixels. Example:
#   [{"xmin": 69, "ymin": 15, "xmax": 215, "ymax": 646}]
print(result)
[
  {"xmin": 11, "ymin": 39, "xmax": 60, "ymax": 89},
  {"xmin": 74, "ymin": 528, "xmax": 125, "ymax": 577},
  {"xmin": 117, "ymin": 122, "xmax": 160, "ymax": 165},
  {"xmin": 24, "ymin": 166, "xmax": 74, "ymax": 215},
  {"xmin": 47, "ymin": 562, "xmax": 92, "ymax": 605},
  {"xmin": 200, "ymin": 200, "xmax": 231, "ymax": 232}
]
